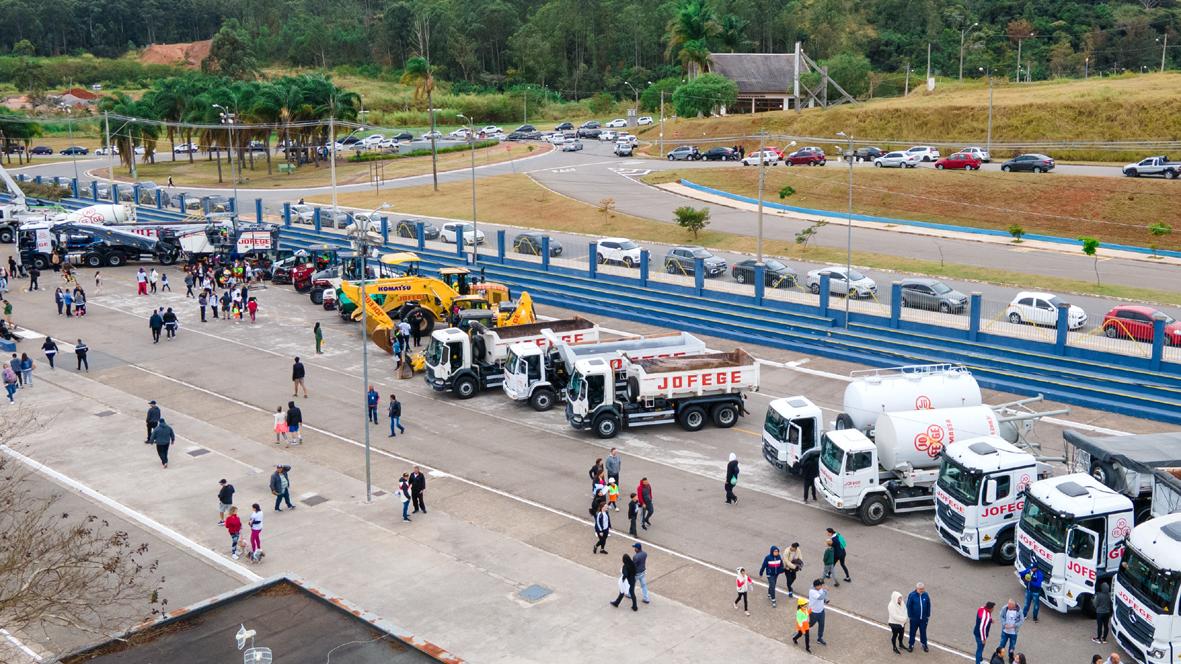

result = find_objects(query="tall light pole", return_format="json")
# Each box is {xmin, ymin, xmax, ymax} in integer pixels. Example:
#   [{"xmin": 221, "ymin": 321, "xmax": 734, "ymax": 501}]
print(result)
[
  {"xmin": 658, "ymin": 85, "xmax": 666, "ymax": 157},
  {"xmin": 979, "ymin": 66, "xmax": 993, "ymax": 154},
  {"xmin": 624, "ymin": 82, "xmax": 640, "ymax": 113},
  {"xmin": 1015, "ymin": 33, "xmax": 1034, "ymax": 82},
  {"xmin": 61, "ymin": 104, "xmax": 79, "ymax": 183},
  {"xmin": 352, "ymin": 202, "xmax": 389, "ymax": 504},
  {"xmin": 756, "ymin": 131, "xmax": 767, "ymax": 264},
  {"xmin": 959, "ymin": 22, "xmax": 979, "ymax": 81},
  {"xmin": 836, "ymin": 131, "xmax": 854, "ymax": 328},
  {"xmin": 458, "ymin": 114, "xmax": 478, "ymax": 264},
  {"xmin": 213, "ymin": 103, "xmax": 239, "ymax": 213},
  {"xmin": 1159, "ymin": 35, "xmax": 1169, "ymax": 73}
]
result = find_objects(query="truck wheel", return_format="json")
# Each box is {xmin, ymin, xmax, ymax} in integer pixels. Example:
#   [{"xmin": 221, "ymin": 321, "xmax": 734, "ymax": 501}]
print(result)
[
  {"xmin": 529, "ymin": 388, "xmax": 556, "ymax": 412},
  {"xmin": 991, "ymin": 530, "xmax": 1017, "ymax": 565},
  {"xmin": 1168, "ymin": 170, "xmax": 1179, "ymax": 180},
  {"xmin": 859, "ymin": 494, "xmax": 891, "ymax": 526},
  {"xmin": 310, "ymin": 288, "xmax": 324, "ymax": 305},
  {"xmin": 1090, "ymin": 461, "xmax": 1117, "ymax": 488},
  {"xmin": 84, "ymin": 254, "xmax": 104, "ymax": 268},
  {"xmin": 835, "ymin": 413, "xmax": 856, "ymax": 430},
  {"xmin": 106, "ymin": 253, "xmax": 125, "ymax": 268},
  {"xmin": 294, "ymin": 280, "xmax": 312, "ymax": 293},
  {"xmin": 626, "ymin": 377, "xmax": 641, "ymax": 401},
  {"xmin": 1079, "ymin": 594, "xmax": 1096, "ymax": 617},
  {"xmin": 454, "ymin": 376, "xmax": 478, "ymax": 399},
  {"xmin": 157, "ymin": 251, "xmax": 177, "ymax": 265},
  {"xmin": 593, "ymin": 414, "xmax": 620, "ymax": 439},
  {"xmin": 711, "ymin": 403, "xmax": 739, "ymax": 428},
  {"xmin": 0, "ymin": 228, "xmax": 13, "ymax": 243},
  {"xmin": 678, "ymin": 406, "xmax": 707, "ymax": 432}
]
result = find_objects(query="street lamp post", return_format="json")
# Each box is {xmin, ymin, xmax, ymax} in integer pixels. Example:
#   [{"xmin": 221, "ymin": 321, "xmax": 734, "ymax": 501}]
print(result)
[
  {"xmin": 354, "ymin": 201, "xmax": 390, "ymax": 504},
  {"xmin": 61, "ymin": 104, "xmax": 79, "ymax": 183},
  {"xmin": 458, "ymin": 114, "xmax": 478, "ymax": 264},
  {"xmin": 959, "ymin": 22, "xmax": 979, "ymax": 81},
  {"xmin": 756, "ymin": 131, "xmax": 766, "ymax": 264},
  {"xmin": 837, "ymin": 131, "xmax": 854, "ymax": 328},
  {"xmin": 624, "ymin": 82, "xmax": 640, "ymax": 114},
  {"xmin": 213, "ymin": 104, "xmax": 239, "ymax": 213},
  {"xmin": 979, "ymin": 66, "xmax": 993, "ymax": 155}
]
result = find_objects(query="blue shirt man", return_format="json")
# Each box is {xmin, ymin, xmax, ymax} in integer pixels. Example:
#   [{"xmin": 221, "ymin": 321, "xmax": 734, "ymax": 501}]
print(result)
[
  {"xmin": 906, "ymin": 582, "xmax": 932, "ymax": 652},
  {"xmin": 366, "ymin": 386, "xmax": 379, "ymax": 424}
]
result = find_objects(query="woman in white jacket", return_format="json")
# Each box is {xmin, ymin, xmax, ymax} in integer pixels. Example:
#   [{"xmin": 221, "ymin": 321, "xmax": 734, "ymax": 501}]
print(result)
[{"xmin": 888, "ymin": 590, "xmax": 909, "ymax": 654}]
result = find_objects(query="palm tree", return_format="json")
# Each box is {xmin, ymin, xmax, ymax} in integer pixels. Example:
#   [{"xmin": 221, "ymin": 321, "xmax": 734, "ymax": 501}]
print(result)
[
  {"xmin": 718, "ymin": 14, "xmax": 752, "ymax": 53},
  {"xmin": 665, "ymin": 0, "xmax": 720, "ymax": 77},
  {"xmin": 400, "ymin": 56, "xmax": 439, "ymax": 190},
  {"xmin": 97, "ymin": 94, "xmax": 160, "ymax": 174},
  {"xmin": 257, "ymin": 79, "xmax": 305, "ymax": 168},
  {"xmin": 145, "ymin": 77, "xmax": 190, "ymax": 161}
]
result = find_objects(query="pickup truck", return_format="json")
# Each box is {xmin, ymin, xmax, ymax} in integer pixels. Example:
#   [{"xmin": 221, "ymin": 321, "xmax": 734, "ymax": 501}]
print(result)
[{"xmin": 1122, "ymin": 156, "xmax": 1181, "ymax": 179}]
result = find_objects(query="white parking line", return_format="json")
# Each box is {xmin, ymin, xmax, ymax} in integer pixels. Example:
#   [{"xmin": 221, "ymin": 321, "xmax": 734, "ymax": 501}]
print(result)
[{"xmin": 0, "ymin": 629, "xmax": 41, "ymax": 662}]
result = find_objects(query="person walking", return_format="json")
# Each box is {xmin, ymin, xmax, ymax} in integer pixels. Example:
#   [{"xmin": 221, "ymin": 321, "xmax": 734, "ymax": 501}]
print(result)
[
  {"xmin": 593, "ymin": 502, "xmax": 611, "ymax": 554},
  {"xmin": 313, "ymin": 322, "xmax": 323, "ymax": 354},
  {"xmin": 19, "ymin": 353, "xmax": 33, "ymax": 388},
  {"xmin": 907, "ymin": 582, "xmax": 932, "ymax": 652},
  {"xmin": 271, "ymin": 464, "xmax": 295, "ymax": 511},
  {"xmin": 889, "ymin": 591, "xmax": 909, "ymax": 654},
  {"xmin": 151, "ymin": 417, "xmax": 175, "ymax": 468},
  {"xmin": 217, "ymin": 479, "xmax": 236, "ymax": 525},
  {"xmin": 632, "ymin": 542, "xmax": 650, "ymax": 604},
  {"xmin": 273, "ymin": 406, "xmax": 289, "ymax": 445},
  {"xmin": 1019, "ymin": 562, "xmax": 1043, "ymax": 621},
  {"xmin": 1093, "ymin": 582, "xmax": 1112, "ymax": 644},
  {"xmin": 292, "ymin": 357, "xmax": 308, "ymax": 397},
  {"xmin": 399, "ymin": 472, "xmax": 412, "ymax": 521},
  {"xmin": 605, "ymin": 448, "xmax": 622, "ymax": 488},
  {"xmin": 784, "ymin": 543, "xmax": 803, "ymax": 597},
  {"xmin": 974, "ymin": 601, "xmax": 996, "ymax": 664},
  {"xmin": 247, "ymin": 297, "xmax": 257, "ymax": 323},
  {"xmin": 589, "ymin": 457, "xmax": 604, "ymax": 494},
  {"xmin": 366, "ymin": 385, "xmax": 379, "ymax": 424},
  {"xmin": 998, "ymin": 598, "xmax": 1024, "ymax": 663},
  {"xmin": 802, "ymin": 453, "xmax": 820, "ymax": 502},
  {"xmin": 149, "ymin": 309, "xmax": 163, "ymax": 343},
  {"xmin": 162, "ymin": 308, "xmax": 178, "ymax": 339},
  {"xmin": 792, "ymin": 597, "xmax": 813, "ymax": 652},
  {"xmin": 145, "ymin": 399, "xmax": 161, "ymax": 442},
  {"xmin": 3, "ymin": 299, "xmax": 12, "ymax": 327},
  {"xmin": 827, "ymin": 527, "xmax": 852, "ymax": 582},
  {"xmin": 184, "ymin": 273, "xmax": 195, "ymax": 298},
  {"xmin": 92, "ymin": 269, "xmax": 100, "ymax": 294},
  {"xmin": 610, "ymin": 553, "xmax": 638, "ymax": 611},
  {"xmin": 160, "ymin": 273, "xmax": 171, "ymax": 292},
  {"xmin": 286, "ymin": 401, "xmax": 303, "ymax": 444},
  {"xmin": 637, "ymin": 477, "xmax": 653, "ymax": 529},
  {"xmin": 149, "ymin": 268, "xmax": 159, "ymax": 294},
  {"xmin": 198, "ymin": 291, "xmax": 208, "ymax": 322},
  {"xmin": 74, "ymin": 338, "xmax": 89, "ymax": 371},
  {"xmin": 135, "ymin": 268, "xmax": 148, "ymax": 295},
  {"xmin": 248, "ymin": 504, "xmax": 264, "ymax": 556},
  {"xmin": 2, "ymin": 362, "xmax": 17, "ymax": 404},
  {"xmin": 409, "ymin": 466, "xmax": 427, "ymax": 514},
  {"xmin": 627, "ymin": 492, "xmax": 639, "ymax": 536},
  {"xmin": 733, "ymin": 567, "xmax": 753, "ymax": 616},
  {"xmin": 41, "ymin": 336, "xmax": 58, "ymax": 368},
  {"xmin": 759, "ymin": 545, "xmax": 785, "ymax": 607},
  {"xmin": 822, "ymin": 539, "xmax": 840, "ymax": 587},
  {"xmin": 225, "ymin": 505, "xmax": 242, "ymax": 559},
  {"xmin": 388, "ymin": 394, "xmax": 405, "ymax": 437},
  {"xmin": 809, "ymin": 578, "xmax": 830, "ymax": 646},
  {"xmin": 725, "ymin": 452, "xmax": 740, "ymax": 504},
  {"xmin": 27, "ymin": 265, "xmax": 40, "ymax": 292}
]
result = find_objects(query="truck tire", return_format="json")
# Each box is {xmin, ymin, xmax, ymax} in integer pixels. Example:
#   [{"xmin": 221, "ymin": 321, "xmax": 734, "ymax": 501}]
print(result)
[
  {"xmin": 157, "ymin": 251, "xmax": 177, "ymax": 265},
  {"xmin": 593, "ymin": 414, "xmax": 620, "ymax": 439},
  {"xmin": 471, "ymin": 335, "xmax": 488, "ymax": 362},
  {"xmin": 859, "ymin": 494, "xmax": 891, "ymax": 526},
  {"xmin": 991, "ymin": 529, "xmax": 1017, "ymax": 565},
  {"xmin": 406, "ymin": 307, "xmax": 435, "ymax": 337},
  {"xmin": 454, "ymin": 375, "xmax": 478, "ymax": 399},
  {"xmin": 1090, "ymin": 461, "xmax": 1118, "ymax": 489},
  {"xmin": 32, "ymin": 255, "xmax": 50, "ymax": 270},
  {"xmin": 294, "ymin": 280, "xmax": 312, "ymax": 293},
  {"xmin": 0, "ymin": 227, "xmax": 13, "ymax": 243},
  {"xmin": 711, "ymin": 403, "xmax": 739, "ymax": 428},
  {"xmin": 84, "ymin": 253, "xmax": 104, "ymax": 268},
  {"xmin": 834, "ymin": 413, "xmax": 856, "ymax": 430},
  {"xmin": 1168, "ymin": 169, "xmax": 1179, "ymax": 180},
  {"xmin": 106, "ymin": 253, "xmax": 125, "ymax": 267},
  {"xmin": 678, "ymin": 405, "xmax": 707, "ymax": 432},
  {"xmin": 529, "ymin": 387, "xmax": 556, "ymax": 412},
  {"xmin": 626, "ymin": 377, "xmax": 641, "ymax": 401},
  {"xmin": 310, "ymin": 288, "xmax": 324, "ymax": 305}
]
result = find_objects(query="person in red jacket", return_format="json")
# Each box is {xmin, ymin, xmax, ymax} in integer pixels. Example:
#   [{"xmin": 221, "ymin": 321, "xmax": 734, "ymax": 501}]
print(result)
[
  {"xmin": 247, "ymin": 297, "xmax": 258, "ymax": 323},
  {"xmin": 225, "ymin": 505, "xmax": 243, "ymax": 559},
  {"xmin": 636, "ymin": 478, "xmax": 654, "ymax": 530}
]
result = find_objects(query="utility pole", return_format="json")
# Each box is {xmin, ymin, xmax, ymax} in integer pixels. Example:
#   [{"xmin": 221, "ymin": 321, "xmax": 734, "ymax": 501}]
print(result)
[
  {"xmin": 458, "ymin": 114, "xmax": 478, "ymax": 264},
  {"xmin": 63, "ymin": 106, "xmax": 78, "ymax": 183},
  {"xmin": 960, "ymin": 22, "xmax": 978, "ymax": 81},
  {"xmin": 926, "ymin": 42, "xmax": 932, "ymax": 84},
  {"xmin": 837, "ymin": 132, "xmax": 853, "ymax": 328},
  {"xmin": 523, "ymin": 87, "xmax": 528, "ymax": 125},
  {"xmin": 980, "ymin": 66, "xmax": 993, "ymax": 154},
  {"xmin": 756, "ymin": 131, "xmax": 766, "ymax": 265},
  {"xmin": 1163, "ymin": 34, "xmax": 1169, "ymax": 73},
  {"xmin": 904, "ymin": 63, "xmax": 911, "ymax": 96},
  {"xmin": 329, "ymin": 116, "xmax": 338, "ymax": 223},
  {"xmin": 104, "ymin": 111, "xmax": 114, "ymax": 182},
  {"xmin": 658, "ymin": 89, "xmax": 665, "ymax": 157}
]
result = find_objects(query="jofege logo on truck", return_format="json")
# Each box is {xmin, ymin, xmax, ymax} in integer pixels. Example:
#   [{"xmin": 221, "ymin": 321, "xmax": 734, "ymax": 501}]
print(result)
[
  {"xmin": 914, "ymin": 424, "xmax": 946, "ymax": 458},
  {"xmin": 655, "ymin": 370, "xmax": 744, "ymax": 391},
  {"xmin": 915, "ymin": 395, "xmax": 933, "ymax": 409}
]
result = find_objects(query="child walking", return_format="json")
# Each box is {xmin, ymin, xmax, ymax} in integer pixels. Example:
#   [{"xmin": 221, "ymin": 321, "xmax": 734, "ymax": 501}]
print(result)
[
  {"xmin": 793, "ymin": 597, "xmax": 812, "ymax": 652},
  {"xmin": 607, "ymin": 478, "xmax": 620, "ymax": 511},
  {"xmin": 734, "ymin": 567, "xmax": 752, "ymax": 616},
  {"xmin": 273, "ymin": 406, "xmax": 289, "ymax": 445},
  {"xmin": 823, "ymin": 539, "xmax": 841, "ymax": 587}
]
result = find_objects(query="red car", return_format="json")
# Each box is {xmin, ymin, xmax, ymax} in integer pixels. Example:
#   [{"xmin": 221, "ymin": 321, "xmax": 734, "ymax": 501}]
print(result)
[
  {"xmin": 1102, "ymin": 305, "xmax": 1181, "ymax": 344},
  {"xmin": 935, "ymin": 152, "xmax": 982, "ymax": 170},
  {"xmin": 784, "ymin": 147, "xmax": 826, "ymax": 166}
]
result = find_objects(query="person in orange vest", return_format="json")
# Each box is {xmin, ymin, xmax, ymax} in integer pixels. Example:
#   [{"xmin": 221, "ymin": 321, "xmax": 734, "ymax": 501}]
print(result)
[{"xmin": 792, "ymin": 596, "xmax": 812, "ymax": 652}]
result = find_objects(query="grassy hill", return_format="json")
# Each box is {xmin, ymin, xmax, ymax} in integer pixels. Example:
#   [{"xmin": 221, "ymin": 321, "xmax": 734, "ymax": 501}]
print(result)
[{"xmin": 640, "ymin": 73, "xmax": 1181, "ymax": 162}]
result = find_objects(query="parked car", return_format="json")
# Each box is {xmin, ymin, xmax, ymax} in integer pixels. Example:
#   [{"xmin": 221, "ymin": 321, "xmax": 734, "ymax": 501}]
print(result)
[
  {"xmin": 961, "ymin": 146, "xmax": 991, "ymax": 163},
  {"xmin": 613, "ymin": 141, "xmax": 634, "ymax": 157},
  {"xmin": 703, "ymin": 147, "xmax": 739, "ymax": 161},
  {"xmin": 784, "ymin": 147, "xmax": 826, "ymax": 166},
  {"xmin": 507, "ymin": 131, "xmax": 542, "ymax": 141},
  {"xmin": 845, "ymin": 146, "xmax": 883, "ymax": 162},
  {"xmin": 805, "ymin": 266, "xmax": 877, "ymax": 298},
  {"xmin": 395, "ymin": 218, "xmax": 441, "ymax": 240},
  {"xmin": 898, "ymin": 278, "xmax": 968, "ymax": 313},
  {"xmin": 440, "ymin": 222, "xmax": 486, "ymax": 245},
  {"xmin": 637, "ymin": 116, "xmax": 654, "ymax": 126},
  {"xmin": 59, "ymin": 146, "xmax": 89, "ymax": 155},
  {"xmin": 934, "ymin": 152, "xmax": 982, "ymax": 170},
  {"xmin": 664, "ymin": 246, "xmax": 727, "ymax": 277},
  {"xmin": 323, "ymin": 211, "xmax": 352, "ymax": 229},
  {"xmin": 1122, "ymin": 156, "xmax": 1180, "ymax": 179},
  {"xmin": 514, "ymin": 124, "xmax": 537, "ymax": 133},
  {"xmin": 95, "ymin": 146, "xmax": 119, "ymax": 156},
  {"xmin": 617, "ymin": 133, "xmax": 638, "ymax": 145},
  {"xmin": 874, "ymin": 151, "xmax": 919, "ymax": 168},
  {"xmin": 731, "ymin": 258, "xmax": 798, "ymax": 288},
  {"xmin": 480, "ymin": 125, "xmax": 503, "ymax": 135},
  {"xmin": 605, "ymin": 118, "xmax": 628, "ymax": 128},
  {"xmin": 905, "ymin": 146, "xmax": 941, "ymax": 162},
  {"xmin": 448, "ymin": 128, "xmax": 472, "ymax": 139},
  {"xmin": 1102, "ymin": 305, "xmax": 1181, "ymax": 344},
  {"xmin": 579, "ymin": 120, "xmax": 601, "ymax": 129},
  {"xmin": 561, "ymin": 140, "xmax": 584, "ymax": 152},
  {"xmin": 173, "ymin": 143, "xmax": 199, "ymax": 153},
  {"xmin": 1001, "ymin": 154, "xmax": 1055, "ymax": 173},
  {"xmin": 595, "ymin": 237, "xmax": 642, "ymax": 267},
  {"xmin": 666, "ymin": 145, "xmax": 701, "ymax": 161},
  {"xmin": 359, "ymin": 134, "xmax": 386, "ymax": 147},
  {"xmin": 598, "ymin": 130, "xmax": 618, "ymax": 142},
  {"xmin": 741, "ymin": 150, "xmax": 780, "ymax": 166},
  {"xmin": 290, "ymin": 204, "xmax": 316, "ymax": 224},
  {"xmin": 576, "ymin": 127, "xmax": 601, "ymax": 139},
  {"xmin": 30, "ymin": 146, "xmax": 53, "ymax": 155},
  {"xmin": 1005, "ymin": 291, "xmax": 1086, "ymax": 329},
  {"xmin": 546, "ymin": 133, "xmax": 568, "ymax": 145},
  {"xmin": 392, "ymin": 132, "xmax": 413, "ymax": 142},
  {"xmin": 513, "ymin": 232, "xmax": 563, "ymax": 256},
  {"xmin": 421, "ymin": 130, "xmax": 443, "ymax": 140},
  {"xmin": 554, "ymin": 122, "xmax": 574, "ymax": 131},
  {"xmin": 341, "ymin": 135, "xmax": 361, "ymax": 145}
]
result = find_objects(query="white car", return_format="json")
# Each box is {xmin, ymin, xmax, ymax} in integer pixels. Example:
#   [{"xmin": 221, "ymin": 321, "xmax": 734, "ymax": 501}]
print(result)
[
  {"xmin": 637, "ymin": 116, "xmax": 654, "ymax": 126},
  {"xmin": 359, "ymin": 134, "xmax": 386, "ymax": 147},
  {"xmin": 805, "ymin": 266, "xmax": 878, "ymax": 298},
  {"xmin": 480, "ymin": 125, "xmax": 503, "ymax": 135},
  {"xmin": 95, "ymin": 146, "xmax": 119, "ymax": 156},
  {"xmin": 961, "ymin": 146, "xmax": 991, "ymax": 163},
  {"xmin": 1005, "ymin": 291, "xmax": 1087, "ymax": 330},
  {"xmin": 547, "ymin": 133, "xmax": 568, "ymax": 145},
  {"xmin": 874, "ymin": 151, "xmax": 919, "ymax": 168},
  {"xmin": 377, "ymin": 138, "xmax": 399, "ymax": 149},
  {"xmin": 421, "ymin": 130, "xmax": 443, "ymax": 140},
  {"xmin": 617, "ymin": 133, "xmax": 638, "ymax": 145},
  {"xmin": 741, "ymin": 150, "xmax": 780, "ymax": 166},
  {"xmin": 905, "ymin": 145, "xmax": 941, "ymax": 162},
  {"xmin": 595, "ymin": 237, "xmax": 643, "ymax": 267},
  {"xmin": 289, "ymin": 204, "xmax": 316, "ymax": 224},
  {"xmin": 345, "ymin": 213, "xmax": 386, "ymax": 235},
  {"xmin": 448, "ymin": 128, "xmax": 472, "ymax": 139},
  {"xmin": 173, "ymin": 143, "xmax": 199, "ymax": 153},
  {"xmin": 605, "ymin": 118, "xmax": 628, "ymax": 128},
  {"xmin": 599, "ymin": 130, "xmax": 618, "ymax": 142},
  {"xmin": 440, "ymin": 222, "xmax": 486, "ymax": 245}
]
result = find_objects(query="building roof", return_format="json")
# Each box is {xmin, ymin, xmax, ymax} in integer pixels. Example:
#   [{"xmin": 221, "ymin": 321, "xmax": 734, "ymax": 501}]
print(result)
[
  {"xmin": 708, "ymin": 53, "xmax": 798, "ymax": 96},
  {"xmin": 60, "ymin": 87, "xmax": 99, "ymax": 101}
]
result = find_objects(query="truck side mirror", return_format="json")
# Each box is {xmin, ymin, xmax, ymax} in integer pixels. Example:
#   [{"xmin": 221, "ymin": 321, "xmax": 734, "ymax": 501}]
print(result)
[{"xmin": 984, "ymin": 478, "xmax": 998, "ymax": 505}]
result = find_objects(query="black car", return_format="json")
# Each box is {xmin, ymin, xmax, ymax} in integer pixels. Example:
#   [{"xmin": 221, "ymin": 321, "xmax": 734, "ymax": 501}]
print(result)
[
  {"xmin": 60, "ymin": 146, "xmax": 89, "ymax": 155},
  {"xmin": 703, "ymin": 147, "xmax": 739, "ymax": 161},
  {"xmin": 507, "ymin": 131, "xmax": 542, "ymax": 141},
  {"xmin": 579, "ymin": 120, "xmax": 601, "ymax": 129},
  {"xmin": 577, "ymin": 127, "xmax": 601, "ymax": 139},
  {"xmin": 845, "ymin": 146, "xmax": 883, "ymax": 162},
  {"xmin": 730, "ymin": 258, "xmax": 798, "ymax": 288},
  {"xmin": 554, "ymin": 122, "xmax": 574, "ymax": 131},
  {"xmin": 513, "ymin": 232, "xmax": 563, "ymax": 256},
  {"xmin": 664, "ymin": 246, "xmax": 727, "ymax": 277},
  {"xmin": 1001, "ymin": 153, "xmax": 1055, "ymax": 173},
  {"xmin": 514, "ymin": 124, "xmax": 537, "ymax": 133},
  {"xmin": 30, "ymin": 146, "xmax": 53, "ymax": 155},
  {"xmin": 392, "ymin": 132, "xmax": 413, "ymax": 142},
  {"xmin": 395, "ymin": 218, "xmax": 440, "ymax": 240}
]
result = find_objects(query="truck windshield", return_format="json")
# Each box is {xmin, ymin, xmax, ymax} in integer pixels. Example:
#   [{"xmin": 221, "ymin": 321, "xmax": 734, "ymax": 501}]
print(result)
[
  {"xmin": 568, "ymin": 371, "xmax": 586, "ymax": 401},
  {"xmin": 425, "ymin": 338, "xmax": 446, "ymax": 367},
  {"xmin": 820, "ymin": 435, "xmax": 844, "ymax": 475},
  {"xmin": 1020, "ymin": 495, "xmax": 1070, "ymax": 553},
  {"xmin": 764, "ymin": 408, "xmax": 789, "ymax": 441},
  {"xmin": 1120, "ymin": 545, "xmax": 1181, "ymax": 613},
  {"xmin": 937, "ymin": 456, "xmax": 981, "ymax": 506},
  {"xmin": 505, "ymin": 348, "xmax": 523, "ymax": 376}
]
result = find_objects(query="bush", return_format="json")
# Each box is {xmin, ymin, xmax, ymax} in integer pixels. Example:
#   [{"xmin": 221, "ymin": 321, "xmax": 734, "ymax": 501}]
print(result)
[
  {"xmin": 640, "ymin": 78, "xmax": 680, "ymax": 113},
  {"xmin": 672, "ymin": 74, "xmax": 738, "ymax": 118},
  {"xmin": 587, "ymin": 92, "xmax": 616, "ymax": 115}
]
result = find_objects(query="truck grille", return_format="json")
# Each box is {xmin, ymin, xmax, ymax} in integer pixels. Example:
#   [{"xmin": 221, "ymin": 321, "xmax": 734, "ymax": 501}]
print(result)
[
  {"xmin": 1016, "ymin": 543, "xmax": 1053, "ymax": 580},
  {"xmin": 1114, "ymin": 596, "xmax": 1155, "ymax": 651},
  {"xmin": 936, "ymin": 499, "xmax": 965, "ymax": 534}
]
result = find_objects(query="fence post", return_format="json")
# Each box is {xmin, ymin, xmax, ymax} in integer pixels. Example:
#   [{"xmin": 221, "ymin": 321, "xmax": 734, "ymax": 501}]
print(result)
[
  {"xmin": 255, "ymin": 198, "xmax": 263, "ymax": 223},
  {"xmin": 416, "ymin": 221, "xmax": 425, "ymax": 251},
  {"xmin": 890, "ymin": 282, "xmax": 902, "ymax": 329},
  {"xmin": 754, "ymin": 265, "xmax": 765, "ymax": 305},
  {"xmin": 90, "ymin": 181, "xmax": 98, "ymax": 200},
  {"xmin": 34, "ymin": 175, "xmax": 42, "ymax": 185},
  {"xmin": 156, "ymin": 189, "xmax": 163, "ymax": 209},
  {"xmin": 540, "ymin": 235, "xmax": 550, "ymax": 270},
  {"xmin": 112, "ymin": 184, "xmax": 120, "ymax": 203},
  {"xmin": 455, "ymin": 235, "xmax": 464, "ymax": 260},
  {"xmin": 588, "ymin": 242, "xmax": 598, "ymax": 279},
  {"xmin": 132, "ymin": 184, "xmax": 140, "ymax": 204},
  {"xmin": 639, "ymin": 250, "xmax": 649, "ymax": 287},
  {"xmin": 52, "ymin": 176, "xmax": 60, "ymax": 187},
  {"xmin": 694, "ymin": 257, "xmax": 705, "ymax": 295},
  {"xmin": 381, "ymin": 216, "xmax": 389, "ymax": 245},
  {"xmin": 179, "ymin": 193, "xmax": 187, "ymax": 214},
  {"xmin": 1055, "ymin": 303, "xmax": 1071, "ymax": 354},
  {"xmin": 313, "ymin": 207, "xmax": 321, "ymax": 233},
  {"xmin": 497, "ymin": 230, "xmax": 508, "ymax": 264},
  {"xmin": 228, "ymin": 197, "xmax": 237, "ymax": 214},
  {"xmin": 282, "ymin": 202, "xmax": 291, "ymax": 227},
  {"xmin": 969, "ymin": 292, "xmax": 982, "ymax": 341},
  {"xmin": 819, "ymin": 274, "xmax": 831, "ymax": 319},
  {"xmin": 1151, "ymin": 313, "xmax": 1168, "ymax": 370},
  {"xmin": 71, "ymin": 178, "xmax": 79, "ymax": 198}
]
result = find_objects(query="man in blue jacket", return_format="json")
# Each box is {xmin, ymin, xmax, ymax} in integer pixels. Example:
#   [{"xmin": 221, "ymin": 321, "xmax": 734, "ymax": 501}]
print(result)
[
  {"xmin": 1019, "ymin": 564, "xmax": 1044, "ymax": 621},
  {"xmin": 906, "ymin": 582, "xmax": 932, "ymax": 652},
  {"xmin": 759, "ymin": 545, "xmax": 785, "ymax": 607}
]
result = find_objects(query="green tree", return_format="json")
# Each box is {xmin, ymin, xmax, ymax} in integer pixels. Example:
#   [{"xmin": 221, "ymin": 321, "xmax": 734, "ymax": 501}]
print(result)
[
  {"xmin": 674, "ymin": 205, "xmax": 711, "ymax": 239},
  {"xmin": 97, "ymin": 94, "xmax": 161, "ymax": 173},
  {"xmin": 587, "ymin": 92, "xmax": 615, "ymax": 114},
  {"xmin": 1079, "ymin": 236, "xmax": 1101, "ymax": 285},
  {"xmin": 202, "ymin": 19, "xmax": 258, "ymax": 80},
  {"xmin": 671, "ymin": 73, "xmax": 738, "ymax": 117},
  {"xmin": 822, "ymin": 52, "xmax": 872, "ymax": 98},
  {"xmin": 640, "ymin": 78, "xmax": 680, "ymax": 113},
  {"xmin": 11, "ymin": 39, "xmax": 34, "ymax": 57},
  {"xmin": 1008, "ymin": 224, "xmax": 1025, "ymax": 243},
  {"xmin": 717, "ymin": 14, "xmax": 753, "ymax": 53},
  {"xmin": 1148, "ymin": 222, "xmax": 1172, "ymax": 258},
  {"xmin": 665, "ymin": 0, "xmax": 720, "ymax": 77},
  {"xmin": 401, "ymin": 55, "xmax": 439, "ymax": 189}
]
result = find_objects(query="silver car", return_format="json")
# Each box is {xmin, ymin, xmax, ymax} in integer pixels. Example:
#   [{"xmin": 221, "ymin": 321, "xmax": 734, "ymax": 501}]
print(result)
[
  {"xmin": 898, "ymin": 278, "xmax": 968, "ymax": 313},
  {"xmin": 874, "ymin": 151, "xmax": 919, "ymax": 168}
]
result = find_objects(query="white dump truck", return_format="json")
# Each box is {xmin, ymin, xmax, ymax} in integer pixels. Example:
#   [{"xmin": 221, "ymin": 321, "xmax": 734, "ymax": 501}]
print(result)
[
  {"xmin": 763, "ymin": 364, "xmax": 983, "ymax": 475},
  {"xmin": 424, "ymin": 317, "xmax": 598, "ymax": 398},
  {"xmin": 502, "ymin": 331, "xmax": 706, "ymax": 411},
  {"xmin": 566, "ymin": 349, "xmax": 759, "ymax": 438},
  {"xmin": 1113, "ymin": 509, "xmax": 1181, "ymax": 664}
]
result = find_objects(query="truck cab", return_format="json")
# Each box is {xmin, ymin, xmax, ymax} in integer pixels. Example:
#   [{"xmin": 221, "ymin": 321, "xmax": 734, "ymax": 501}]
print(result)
[
  {"xmin": 1112, "ymin": 513, "xmax": 1181, "ymax": 664},
  {"xmin": 816, "ymin": 429, "xmax": 904, "ymax": 524},
  {"xmin": 503, "ymin": 342, "xmax": 564, "ymax": 411},
  {"xmin": 424, "ymin": 327, "xmax": 502, "ymax": 398},
  {"xmin": 1015, "ymin": 473, "xmax": 1135, "ymax": 614},
  {"xmin": 762, "ymin": 397, "xmax": 823, "ymax": 474},
  {"xmin": 935, "ymin": 437, "xmax": 1045, "ymax": 564}
]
